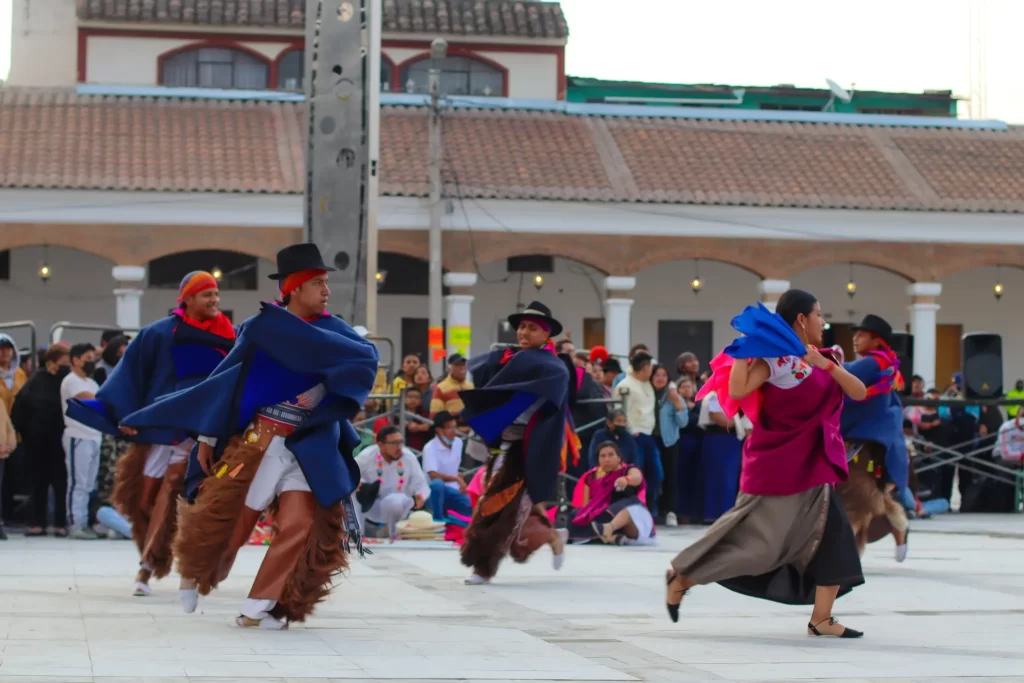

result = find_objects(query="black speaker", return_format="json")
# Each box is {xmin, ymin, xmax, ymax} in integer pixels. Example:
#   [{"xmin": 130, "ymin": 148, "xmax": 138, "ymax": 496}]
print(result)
[
  {"xmin": 962, "ymin": 333, "xmax": 1003, "ymax": 399},
  {"xmin": 890, "ymin": 333, "xmax": 914, "ymax": 382}
]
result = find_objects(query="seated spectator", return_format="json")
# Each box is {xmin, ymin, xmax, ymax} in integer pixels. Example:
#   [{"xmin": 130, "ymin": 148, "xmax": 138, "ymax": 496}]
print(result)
[
  {"xmin": 412, "ymin": 365, "xmax": 436, "ymax": 410},
  {"xmin": 422, "ymin": 411, "xmax": 473, "ymax": 521},
  {"xmin": 568, "ymin": 441, "xmax": 655, "ymax": 545},
  {"xmin": 430, "ymin": 354, "xmax": 473, "ymax": 434},
  {"xmin": 372, "ymin": 386, "xmax": 432, "ymax": 451},
  {"xmin": 355, "ymin": 426, "xmax": 430, "ymax": 541},
  {"xmin": 352, "ymin": 410, "xmax": 376, "ymax": 455},
  {"xmin": 587, "ymin": 410, "xmax": 639, "ymax": 468}
]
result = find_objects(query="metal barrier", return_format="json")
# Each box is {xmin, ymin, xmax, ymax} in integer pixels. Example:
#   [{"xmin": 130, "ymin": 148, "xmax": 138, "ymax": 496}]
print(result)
[
  {"xmin": 0, "ymin": 321, "xmax": 37, "ymax": 368},
  {"xmin": 366, "ymin": 335, "xmax": 395, "ymax": 383},
  {"xmin": 904, "ymin": 397, "xmax": 1024, "ymax": 512},
  {"xmin": 50, "ymin": 321, "xmax": 137, "ymax": 346}
]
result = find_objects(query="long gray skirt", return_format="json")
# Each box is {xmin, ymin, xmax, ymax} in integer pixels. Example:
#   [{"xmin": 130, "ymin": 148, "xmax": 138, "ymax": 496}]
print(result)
[{"xmin": 671, "ymin": 484, "xmax": 863, "ymax": 605}]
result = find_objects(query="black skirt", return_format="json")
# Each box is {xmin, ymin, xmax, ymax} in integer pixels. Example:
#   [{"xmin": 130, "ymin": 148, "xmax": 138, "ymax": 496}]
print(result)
[{"xmin": 718, "ymin": 489, "xmax": 865, "ymax": 605}]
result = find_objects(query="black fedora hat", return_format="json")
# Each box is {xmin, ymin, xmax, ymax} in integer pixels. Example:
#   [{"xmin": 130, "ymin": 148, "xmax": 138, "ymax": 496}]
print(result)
[
  {"xmin": 268, "ymin": 243, "xmax": 336, "ymax": 281},
  {"xmin": 853, "ymin": 314, "xmax": 894, "ymax": 346},
  {"xmin": 507, "ymin": 301, "xmax": 563, "ymax": 337}
]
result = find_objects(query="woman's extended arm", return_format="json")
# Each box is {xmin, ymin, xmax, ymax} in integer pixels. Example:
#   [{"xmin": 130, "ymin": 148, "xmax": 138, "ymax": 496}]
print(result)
[
  {"xmin": 625, "ymin": 467, "xmax": 643, "ymax": 486},
  {"xmin": 729, "ymin": 358, "xmax": 771, "ymax": 400},
  {"xmin": 804, "ymin": 347, "xmax": 867, "ymax": 400}
]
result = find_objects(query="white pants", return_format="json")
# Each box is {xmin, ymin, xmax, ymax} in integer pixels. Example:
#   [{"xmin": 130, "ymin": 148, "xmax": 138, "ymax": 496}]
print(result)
[
  {"xmin": 363, "ymin": 492, "xmax": 414, "ymax": 537},
  {"xmin": 63, "ymin": 435, "xmax": 101, "ymax": 530},
  {"xmin": 244, "ymin": 436, "xmax": 311, "ymax": 512},
  {"xmin": 142, "ymin": 440, "xmax": 194, "ymax": 478}
]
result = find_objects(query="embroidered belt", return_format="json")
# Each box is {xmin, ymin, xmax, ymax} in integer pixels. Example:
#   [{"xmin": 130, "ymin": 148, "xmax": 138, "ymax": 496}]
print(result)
[
  {"xmin": 242, "ymin": 415, "xmax": 296, "ymax": 445},
  {"xmin": 256, "ymin": 403, "xmax": 311, "ymax": 427}
]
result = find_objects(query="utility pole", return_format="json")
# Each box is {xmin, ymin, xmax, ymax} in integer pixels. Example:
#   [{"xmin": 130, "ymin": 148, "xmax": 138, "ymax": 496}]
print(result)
[
  {"xmin": 427, "ymin": 38, "xmax": 448, "ymax": 378},
  {"xmin": 304, "ymin": 0, "xmax": 372, "ymax": 325}
]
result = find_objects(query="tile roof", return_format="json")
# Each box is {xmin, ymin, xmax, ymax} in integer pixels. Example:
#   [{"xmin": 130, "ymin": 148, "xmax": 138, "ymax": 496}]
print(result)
[
  {"xmin": 2, "ymin": 88, "xmax": 1024, "ymax": 213},
  {"xmin": 76, "ymin": 0, "xmax": 570, "ymax": 39}
]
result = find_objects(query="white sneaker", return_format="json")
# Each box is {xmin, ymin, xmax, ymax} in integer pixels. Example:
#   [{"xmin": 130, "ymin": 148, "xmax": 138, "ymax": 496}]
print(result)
[
  {"xmin": 107, "ymin": 530, "xmax": 127, "ymax": 540},
  {"xmin": 179, "ymin": 588, "xmax": 199, "ymax": 613},
  {"xmin": 665, "ymin": 512, "xmax": 679, "ymax": 527},
  {"xmin": 235, "ymin": 615, "xmax": 287, "ymax": 630},
  {"xmin": 132, "ymin": 582, "xmax": 151, "ymax": 597},
  {"xmin": 464, "ymin": 573, "xmax": 490, "ymax": 585}
]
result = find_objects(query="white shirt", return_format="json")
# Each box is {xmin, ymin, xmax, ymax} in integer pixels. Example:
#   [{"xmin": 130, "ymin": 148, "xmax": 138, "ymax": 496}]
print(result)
[
  {"xmin": 355, "ymin": 445, "xmax": 430, "ymax": 500},
  {"xmin": 421, "ymin": 436, "xmax": 464, "ymax": 490},
  {"xmin": 60, "ymin": 372, "xmax": 101, "ymax": 441},
  {"xmin": 764, "ymin": 356, "xmax": 814, "ymax": 390},
  {"xmin": 613, "ymin": 372, "xmax": 656, "ymax": 436}
]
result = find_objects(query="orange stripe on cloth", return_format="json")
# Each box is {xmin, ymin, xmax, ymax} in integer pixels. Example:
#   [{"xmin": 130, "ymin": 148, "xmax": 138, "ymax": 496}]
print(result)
[{"xmin": 479, "ymin": 480, "xmax": 524, "ymax": 517}]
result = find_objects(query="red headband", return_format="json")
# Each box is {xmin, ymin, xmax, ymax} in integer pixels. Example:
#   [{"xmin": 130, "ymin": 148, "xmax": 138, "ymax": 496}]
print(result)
[{"xmin": 280, "ymin": 269, "xmax": 326, "ymax": 296}]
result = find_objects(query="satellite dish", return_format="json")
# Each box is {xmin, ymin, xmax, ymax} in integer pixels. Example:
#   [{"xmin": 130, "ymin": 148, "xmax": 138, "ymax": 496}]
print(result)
[{"xmin": 825, "ymin": 78, "xmax": 853, "ymax": 103}]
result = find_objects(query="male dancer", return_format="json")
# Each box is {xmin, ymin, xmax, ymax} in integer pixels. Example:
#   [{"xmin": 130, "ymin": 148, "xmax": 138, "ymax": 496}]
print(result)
[
  {"xmin": 68, "ymin": 271, "xmax": 235, "ymax": 594},
  {"xmin": 837, "ymin": 314, "xmax": 910, "ymax": 561},
  {"xmin": 459, "ymin": 301, "xmax": 580, "ymax": 585},
  {"xmin": 122, "ymin": 244, "xmax": 378, "ymax": 629}
]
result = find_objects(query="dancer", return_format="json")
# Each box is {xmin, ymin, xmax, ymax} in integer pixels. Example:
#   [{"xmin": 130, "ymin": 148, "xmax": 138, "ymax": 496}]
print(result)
[
  {"xmin": 837, "ymin": 314, "xmax": 910, "ymax": 561},
  {"xmin": 459, "ymin": 301, "xmax": 580, "ymax": 585},
  {"xmin": 667, "ymin": 290, "xmax": 867, "ymax": 638},
  {"xmin": 121, "ymin": 244, "xmax": 378, "ymax": 629},
  {"xmin": 68, "ymin": 271, "xmax": 235, "ymax": 594}
]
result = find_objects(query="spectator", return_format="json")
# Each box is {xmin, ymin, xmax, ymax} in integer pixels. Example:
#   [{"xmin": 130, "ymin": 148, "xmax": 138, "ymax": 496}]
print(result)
[
  {"xmin": 675, "ymin": 377, "xmax": 704, "ymax": 524},
  {"xmin": 0, "ymin": 390, "xmax": 15, "ymax": 539},
  {"xmin": 430, "ymin": 354, "xmax": 474, "ymax": 428},
  {"xmin": 568, "ymin": 440, "xmax": 655, "ymax": 545},
  {"xmin": 11, "ymin": 346, "xmax": 71, "ymax": 537},
  {"xmin": 390, "ymin": 354, "xmax": 421, "ymax": 404},
  {"xmin": 372, "ymin": 386, "xmax": 431, "ymax": 451},
  {"xmin": 412, "ymin": 365, "xmax": 436, "ymax": 411},
  {"xmin": 698, "ymin": 389, "xmax": 741, "ymax": 522},
  {"xmin": 422, "ymin": 411, "xmax": 473, "ymax": 521},
  {"xmin": 92, "ymin": 334, "xmax": 128, "ymax": 386},
  {"xmin": 909, "ymin": 374, "xmax": 926, "ymax": 399},
  {"xmin": 598, "ymin": 357, "xmax": 621, "ymax": 399},
  {"xmin": 612, "ymin": 352, "xmax": 663, "ymax": 517},
  {"xmin": 651, "ymin": 364, "xmax": 688, "ymax": 527},
  {"xmin": 590, "ymin": 362, "xmax": 605, "ymax": 386},
  {"xmin": 574, "ymin": 351, "xmax": 591, "ymax": 372},
  {"xmin": 60, "ymin": 343, "xmax": 102, "ymax": 539},
  {"xmin": 351, "ymin": 410, "xmax": 375, "ymax": 455},
  {"xmin": 0, "ymin": 334, "xmax": 27, "ymax": 414},
  {"xmin": 555, "ymin": 339, "xmax": 575, "ymax": 357},
  {"xmin": 612, "ymin": 344, "xmax": 649, "ymax": 388},
  {"xmin": 587, "ymin": 410, "xmax": 639, "ymax": 468},
  {"xmin": 1007, "ymin": 379, "xmax": 1024, "ymax": 418},
  {"xmin": 355, "ymin": 426, "xmax": 429, "ymax": 541},
  {"xmin": 676, "ymin": 352, "xmax": 703, "ymax": 391}
]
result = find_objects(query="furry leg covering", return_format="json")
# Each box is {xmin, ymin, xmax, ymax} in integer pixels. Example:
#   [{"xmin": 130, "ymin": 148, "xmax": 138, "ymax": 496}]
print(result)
[
  {"xmin": 140, "ymin": 459, "xmax": 187, "ymax": 579},
  {"xmin": 111, "ymin": 443, "xmax": 153, "ymax": 555}
]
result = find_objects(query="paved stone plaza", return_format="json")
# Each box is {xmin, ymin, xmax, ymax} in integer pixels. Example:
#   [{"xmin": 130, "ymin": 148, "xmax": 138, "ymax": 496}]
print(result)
[{"xmin": 2, "ymin": 515, "xmax": 1023, "ymax": 682}]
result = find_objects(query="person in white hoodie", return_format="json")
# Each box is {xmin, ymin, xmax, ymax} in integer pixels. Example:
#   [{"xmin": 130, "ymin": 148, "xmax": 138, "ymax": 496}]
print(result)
[{"xmin": 612, "ymin": 352, "xmax": 664, "ymax": 517}]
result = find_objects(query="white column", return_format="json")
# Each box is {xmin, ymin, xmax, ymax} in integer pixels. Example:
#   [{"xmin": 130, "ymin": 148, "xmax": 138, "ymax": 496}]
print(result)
[
  {"xmin": 758, "ymin": 279, "xmax": 791, "ymax": 313},
  {"xmin": 443, "ymin": 272, "xmax": 477, "ymax": 357},
  {"xmin": 112, "ymin": 265, "xmax": 146, "ymax": 331},
  {"xmin": 603, "ymin": 276, "xmax": 636, "ymax": 358},
  {"xmin": 907, "ymin": 282, "xmax": 942, "ymax": 390}
]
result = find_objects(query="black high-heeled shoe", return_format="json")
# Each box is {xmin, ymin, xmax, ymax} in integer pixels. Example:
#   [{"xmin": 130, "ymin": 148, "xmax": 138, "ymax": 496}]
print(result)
[
  {"xmin": 807, "ymin": 617, "xmax": 863, "ymax": 638},
  {"xmin": 665, "ymin": 570, "xmax": 689, "ymax": 623}
]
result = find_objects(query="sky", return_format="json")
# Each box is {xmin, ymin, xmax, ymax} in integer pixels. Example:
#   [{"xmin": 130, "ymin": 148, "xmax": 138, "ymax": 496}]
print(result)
[{"xmin": 0, "ymin": 0, "xmax": 1022, "ymax": 122}]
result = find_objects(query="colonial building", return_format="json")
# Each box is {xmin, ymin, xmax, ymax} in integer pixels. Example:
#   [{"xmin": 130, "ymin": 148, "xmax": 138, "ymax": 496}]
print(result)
[{"xmin": 2, "ymin": 0, "xmax": 1024, "ymax": 392}]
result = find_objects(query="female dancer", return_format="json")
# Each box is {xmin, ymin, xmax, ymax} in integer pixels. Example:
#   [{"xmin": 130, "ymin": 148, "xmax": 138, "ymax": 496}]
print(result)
[{"xmin": 666, "ymin": 289, "xmax": 867, "ymax": 638}]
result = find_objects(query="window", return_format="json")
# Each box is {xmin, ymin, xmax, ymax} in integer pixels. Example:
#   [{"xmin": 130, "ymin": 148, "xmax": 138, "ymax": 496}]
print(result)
[
  {"xmin": 381, "ymin": 56, "xmax": 394, "ymax": 92},
  {"xmin": 0, "ymin": 250, "xmax": 9, "ymax": 281},
  {"xmin": 162, "ymin": 47, "xmax": 269, "ymax": 89},
  {"xmin": 147, "ymin": 250, "xmax": 258, "ymax": 291},
  {"xmin": 278, "ymin": 50, "xmax": 304, "ymax": 90},
  {"xmin": 377, "ymin": 252, "xmax": 448, "ymax": 296},
  {"xmin": 399, "ymin": 56, "xmax": 503, "ymax": 97}
]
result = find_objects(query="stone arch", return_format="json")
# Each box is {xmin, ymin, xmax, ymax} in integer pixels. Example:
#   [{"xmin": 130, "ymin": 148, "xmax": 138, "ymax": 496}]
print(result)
[{"xmin": 129, "ymin": 227, "xmax": 300, "ymax": 265}]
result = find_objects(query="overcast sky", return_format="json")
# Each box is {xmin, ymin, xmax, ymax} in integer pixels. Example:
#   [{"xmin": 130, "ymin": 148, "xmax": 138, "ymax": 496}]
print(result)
[{"xmin": 2, "ymin": 0, "xmax": 1022, "ymax": 122}]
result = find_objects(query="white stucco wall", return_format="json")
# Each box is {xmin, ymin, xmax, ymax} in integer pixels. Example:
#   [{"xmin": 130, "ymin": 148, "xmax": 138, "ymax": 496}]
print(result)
[
  {"xmin": 7, "ymin": 0, "xmax": 78, "ymax": 86},
  {"xmin": 3, "ymin": 247, "xmax": 1022, "ymax": 386},
  {"xmin": 476, "ymin": 50, "xmax": 558, "ymax": 99}
]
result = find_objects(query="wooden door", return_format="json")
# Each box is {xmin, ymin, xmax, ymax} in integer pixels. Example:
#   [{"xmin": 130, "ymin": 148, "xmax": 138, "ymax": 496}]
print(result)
[
  {"xmin": 657, "ymin": 320, "xmax": 713, "ymax": 379},
  {"xmin": 582, "ymin": 317, "xmax": 605, "ymax": 351},
  {"xmin": 935, "ymin": 324, "xmax": 962, "ymax": 392}
]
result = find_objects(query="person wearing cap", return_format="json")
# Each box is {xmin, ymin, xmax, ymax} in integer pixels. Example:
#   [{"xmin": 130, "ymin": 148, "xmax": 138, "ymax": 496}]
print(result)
[
  {"xmin": 458, "ymin": 301, "xmax": 581, "ymax": 585},
  {"xmin": 120, "ymin": 243, "xmax": 378, "ymax": 630},
  {"xmin": 67, "ymin": 270, "xmax": 236, "ymax": 593},
  {"xmin": 836, "ymin": 314, "xmax": 910, "ymax": 562},
  {"xmin": 430, "ymin": 353, "xmax": 474, "ymax": 433},
  {"xmin": 421, "ymin": 411, "xmax": 473, "ymax": 521}
]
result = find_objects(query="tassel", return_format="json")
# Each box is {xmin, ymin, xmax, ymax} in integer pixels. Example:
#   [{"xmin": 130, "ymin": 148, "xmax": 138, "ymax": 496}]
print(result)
[
  {"xmin": 341, "ymin": 496, "xmax": 373, "ymax": 558},
  {"xmin": 867, "ymin": 460, "xmax": 874, "ymax": 473}
]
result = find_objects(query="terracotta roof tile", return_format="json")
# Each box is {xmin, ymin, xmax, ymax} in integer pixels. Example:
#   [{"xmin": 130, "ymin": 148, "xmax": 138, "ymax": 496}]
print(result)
[
  {"xmin": 3, "ymin": 89, "xmax": 1024, "ymax": 212},
  {"xmin": 76, "ymin": 0, "xmax": 569, "ymax": 38}
]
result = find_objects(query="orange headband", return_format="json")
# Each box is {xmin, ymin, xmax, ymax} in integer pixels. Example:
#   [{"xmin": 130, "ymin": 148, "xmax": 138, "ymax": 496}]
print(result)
[
  {"xmin": 177, "ymin": 271, "xmax": 218, "ymax": 303},
  {"xmin": 280, "ymin": 269, "xmax": 326, "ymax": 296}
]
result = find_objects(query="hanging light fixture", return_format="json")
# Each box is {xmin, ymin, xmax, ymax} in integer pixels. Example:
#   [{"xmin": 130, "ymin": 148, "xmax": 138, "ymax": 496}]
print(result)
[
  {"xmin": 375, "ymin": 270, "xmax": 387, "ymax": 289},
  {"xmin": 211, "ymin": 267, "xmax": 223, "ymax": 282},
  {"xmin": 690, "ymin": 259, "xmax": 703, "ymax": 295},
  {"xmin": 532, "ymin": 273, "xmax": 545, "ymax": 290},
  {"xmin": 39, "ymin": 244, "xmax": 51, "ymax": 284},
  {"xmin": 994, "ymin": 265, "xmax": 1004, "ymax": 301},
  {"xmin": 845, "ymin": 262, "xmax": 857, "ymax": 299}
]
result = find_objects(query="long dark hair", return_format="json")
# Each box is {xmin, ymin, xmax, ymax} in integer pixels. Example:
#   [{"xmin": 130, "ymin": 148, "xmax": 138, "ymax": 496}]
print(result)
[{"xmin": 775, "ymin": 289, "xmax": 818, "ymax": 327}]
